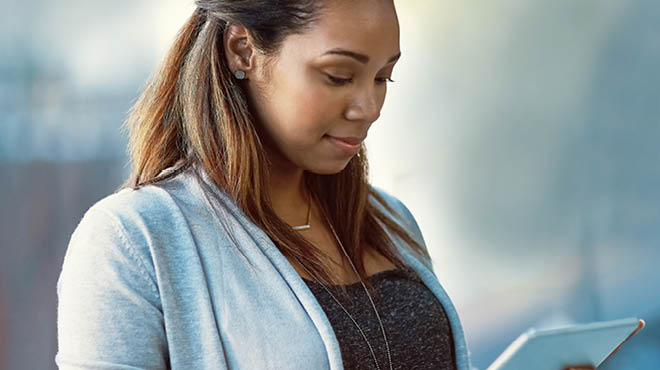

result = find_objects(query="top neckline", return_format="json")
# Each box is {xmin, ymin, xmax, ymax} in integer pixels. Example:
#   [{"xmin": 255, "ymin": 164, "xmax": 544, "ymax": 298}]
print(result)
[{"xmin": 302, "ymin": 267, "xmax": 406, "ymax": 287}]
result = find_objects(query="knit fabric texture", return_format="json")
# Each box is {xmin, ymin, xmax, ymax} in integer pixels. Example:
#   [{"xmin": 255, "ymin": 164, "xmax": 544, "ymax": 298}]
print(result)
[{"xmin": 304, "ymin": 266, "xmax": 457, "ymax": 370}]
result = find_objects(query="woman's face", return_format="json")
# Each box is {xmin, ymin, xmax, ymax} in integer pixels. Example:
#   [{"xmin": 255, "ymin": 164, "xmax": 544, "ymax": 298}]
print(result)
[{"xmin": 246, "ymin": 0, "xmax": 401, "ymax": 175}]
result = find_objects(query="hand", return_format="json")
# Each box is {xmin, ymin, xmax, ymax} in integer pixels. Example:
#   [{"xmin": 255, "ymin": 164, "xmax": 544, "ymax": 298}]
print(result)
[{"xmin": 563, "ymin": 365, "xmax": 595, "ymax": 370}]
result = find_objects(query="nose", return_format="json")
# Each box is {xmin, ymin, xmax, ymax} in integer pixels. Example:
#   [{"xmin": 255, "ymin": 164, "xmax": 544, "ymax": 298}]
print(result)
[{"xmin": 344, "ymin": 86, "xmax": 382, "ymax": 124}]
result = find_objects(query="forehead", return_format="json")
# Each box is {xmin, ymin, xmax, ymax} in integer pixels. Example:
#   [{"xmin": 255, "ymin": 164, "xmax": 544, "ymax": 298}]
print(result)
[{"xmin": 279, "ymin": 0, "xmax": 400, "ymax": 65}]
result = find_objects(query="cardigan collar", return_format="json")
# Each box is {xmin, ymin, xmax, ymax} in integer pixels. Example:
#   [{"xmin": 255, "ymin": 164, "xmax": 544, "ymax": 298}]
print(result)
[{"xmin": 191, "ymin": 165, "xmax": 471, "ymax": 370}]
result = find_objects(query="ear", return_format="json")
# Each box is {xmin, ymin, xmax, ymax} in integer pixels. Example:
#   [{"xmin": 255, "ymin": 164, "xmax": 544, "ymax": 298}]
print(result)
[{"xmin": 223, "ymin": 23, "xmax": 256, "ymax": 78}]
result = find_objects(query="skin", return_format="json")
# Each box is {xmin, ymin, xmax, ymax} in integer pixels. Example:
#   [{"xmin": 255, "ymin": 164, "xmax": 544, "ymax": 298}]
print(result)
[{"xmin": 223, "ymin": 0, "xmax": 400, "ymax": 225}]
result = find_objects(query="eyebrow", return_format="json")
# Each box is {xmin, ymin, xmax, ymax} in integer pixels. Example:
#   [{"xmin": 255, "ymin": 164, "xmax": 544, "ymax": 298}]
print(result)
[{"xmin": 321, "ymin": 48, "xmax": 401, "ymax": 65}]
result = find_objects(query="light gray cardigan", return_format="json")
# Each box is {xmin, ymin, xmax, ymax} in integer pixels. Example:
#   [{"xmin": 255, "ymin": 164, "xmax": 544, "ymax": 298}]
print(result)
[{"xmin": 56, "ymin": 166, "xmax": 473, "ymax": 370}]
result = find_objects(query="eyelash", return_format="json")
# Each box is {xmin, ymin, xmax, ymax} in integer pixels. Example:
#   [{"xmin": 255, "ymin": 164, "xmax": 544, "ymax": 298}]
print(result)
[{"xmin": 325, "ymin": 74, "xmax": 395, "ymax": 86}]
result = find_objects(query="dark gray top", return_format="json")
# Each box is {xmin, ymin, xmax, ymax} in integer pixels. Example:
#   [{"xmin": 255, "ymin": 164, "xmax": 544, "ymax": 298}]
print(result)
[{"xmin": 303, "ymin": 266, "xmax": 457, "ymax": 370}]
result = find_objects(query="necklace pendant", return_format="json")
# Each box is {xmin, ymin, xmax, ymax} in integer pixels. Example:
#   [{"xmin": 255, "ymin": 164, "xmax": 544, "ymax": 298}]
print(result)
[{"xmin": 292, "ymin": 224, "xmax": 311, "ymax": 230}]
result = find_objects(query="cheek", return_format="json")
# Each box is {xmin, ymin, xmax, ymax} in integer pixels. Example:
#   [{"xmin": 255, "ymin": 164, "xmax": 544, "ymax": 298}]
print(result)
[{"xmin": 273, "ymin": 73, "xmax": 341, "ymax": 138}]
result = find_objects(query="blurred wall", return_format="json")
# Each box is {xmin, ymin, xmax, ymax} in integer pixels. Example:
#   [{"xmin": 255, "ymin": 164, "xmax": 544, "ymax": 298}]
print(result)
[
  {"xmin": 2, "ymin": 0, "xmax": 658, "ymax": 369},
  {"xmin": 369, "ymin": 1, "xmax": 660, "ymax": 368}
]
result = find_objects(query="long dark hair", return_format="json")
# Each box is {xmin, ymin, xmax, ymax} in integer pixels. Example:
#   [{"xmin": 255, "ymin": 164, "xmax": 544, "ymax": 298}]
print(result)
[{"xmin": 121, "ymin": 0, "xmax": 430, "ymax": 294}]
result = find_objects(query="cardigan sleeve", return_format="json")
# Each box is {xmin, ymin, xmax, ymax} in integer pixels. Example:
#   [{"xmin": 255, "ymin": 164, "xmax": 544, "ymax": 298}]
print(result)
[{"xmin": 55, "ymin": 208, "xmax": 168, "ymax": 370}]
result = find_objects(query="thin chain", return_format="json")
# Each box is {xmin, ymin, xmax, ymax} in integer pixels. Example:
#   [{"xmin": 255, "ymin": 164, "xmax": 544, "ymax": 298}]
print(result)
[{"xmin": 293, "ymin": 213, "xmax": 394, "ymax": 370}]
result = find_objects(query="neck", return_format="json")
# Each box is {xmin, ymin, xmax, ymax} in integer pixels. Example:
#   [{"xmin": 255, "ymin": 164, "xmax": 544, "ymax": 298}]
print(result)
[{"xmin": 267, "ymin": 159, "xmax": 310, "ymax": 227}]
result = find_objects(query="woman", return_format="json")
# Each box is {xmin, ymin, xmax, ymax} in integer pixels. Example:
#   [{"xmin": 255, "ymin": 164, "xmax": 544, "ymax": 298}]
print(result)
[{"xmin": 55, "ymin": 1, "xmax": 593, "ymax": 369}]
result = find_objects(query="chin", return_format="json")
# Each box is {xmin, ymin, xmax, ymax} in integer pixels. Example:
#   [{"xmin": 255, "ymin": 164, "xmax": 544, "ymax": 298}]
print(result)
[{"xmin": 306, "ymin": 159, "xmax": 352, "ymax": 175}]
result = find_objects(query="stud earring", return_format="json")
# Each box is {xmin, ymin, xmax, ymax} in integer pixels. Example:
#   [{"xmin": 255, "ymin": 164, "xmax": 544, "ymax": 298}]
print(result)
[{"xmin": 234, "ymin": 69, "xmax": 247, "ymax": 80}]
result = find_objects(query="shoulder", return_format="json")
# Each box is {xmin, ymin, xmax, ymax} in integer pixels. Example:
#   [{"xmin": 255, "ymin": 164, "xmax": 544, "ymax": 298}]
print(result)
[
  {"xmin": 80, "ymin": 184, "xmax": 179, "ymax": 251},
  {"xmin": 90, "ymin": 183, "xmax": 181, "ymax": 229},
  {"xmin": 63, "ymin": 170, "xmax": 207, "ymax": 288},
  {"xmin": 92, "ymin": 168, "xmax": 199, "ymax": 225},
  {"xmin": 82, "ymin": 168, "xmax": 208, "ymax": 247},
  {"xmin": 62, "ymin": 185, "xmax": 173, "ymax": 292},
  {"xmin": 369, "ymin": 184, "xmax": 427, "ymax": 249},
  {"xmin": 369, "ymin": 185, "xmax": 418, "ymax": 229}
]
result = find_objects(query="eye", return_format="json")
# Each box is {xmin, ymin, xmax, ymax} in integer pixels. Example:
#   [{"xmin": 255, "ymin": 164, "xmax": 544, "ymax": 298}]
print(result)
[
  {"xmin": 325, "ymin": 74, "xmax": 352, "ymax": 86},
  {"xmin": 376, "ymin": 76, "xmax": 395, "ymax": 85}
]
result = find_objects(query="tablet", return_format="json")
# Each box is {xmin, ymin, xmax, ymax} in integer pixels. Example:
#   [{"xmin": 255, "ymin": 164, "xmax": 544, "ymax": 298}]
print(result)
[{"xmin": 486, "ymin": 317, "xmax": 645, "ymax": 370}]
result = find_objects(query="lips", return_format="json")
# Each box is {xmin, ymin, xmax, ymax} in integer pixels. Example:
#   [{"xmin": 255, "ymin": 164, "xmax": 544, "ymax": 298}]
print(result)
[
  {"xmin": 324, "ymin": 135, "xmax": 363, "ymax": 156},
  {"xmin": 326, "ymin": 135, "xmax": 365, "ymax": 145}
]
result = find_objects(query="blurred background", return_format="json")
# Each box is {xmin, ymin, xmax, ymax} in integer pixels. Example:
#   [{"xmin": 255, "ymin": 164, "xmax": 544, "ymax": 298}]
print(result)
[{"xmin": 1, "ymin": 0, "xmax": 658, "ymax": 369}]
